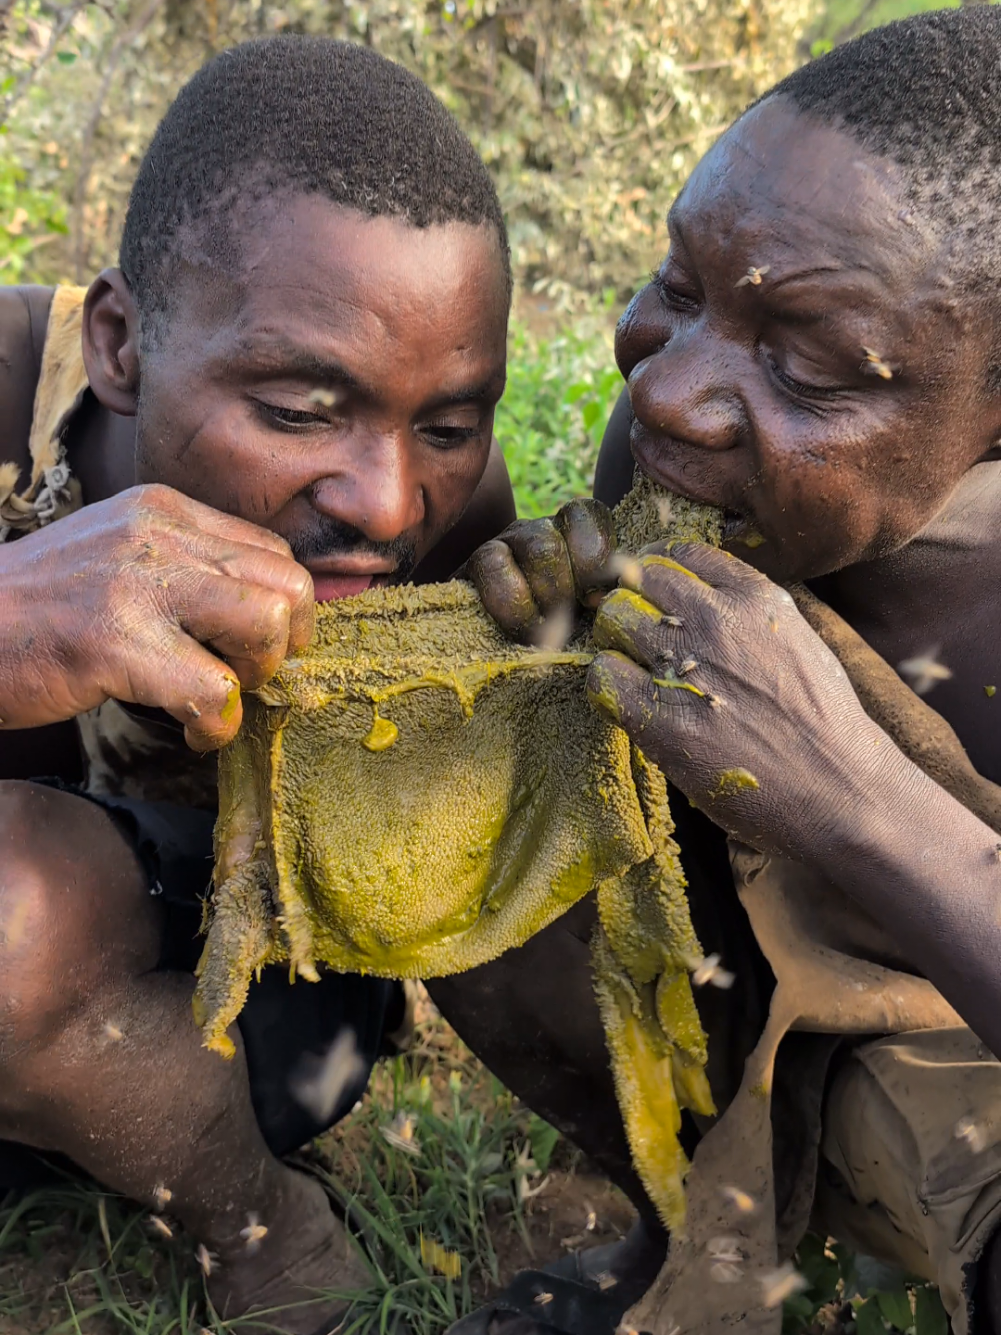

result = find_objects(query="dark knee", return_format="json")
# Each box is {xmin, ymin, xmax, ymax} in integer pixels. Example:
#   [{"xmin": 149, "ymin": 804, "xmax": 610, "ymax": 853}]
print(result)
[{"xmin": 0, "ymin": 781, "xmax": 159, "ymax": 1050}]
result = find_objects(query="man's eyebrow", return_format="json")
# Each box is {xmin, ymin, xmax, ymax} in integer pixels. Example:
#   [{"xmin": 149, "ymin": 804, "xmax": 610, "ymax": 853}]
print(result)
[
  {"xmin": 421, "ymin": 376, "xmax": 505, "ymax": 413},
  {"xmin": 766, "ymin": 265, "xmax": 875, "ymax": 293},
  {"xmin": 227, "ymin": 336, "xmax": 369, "ymax": 394}
]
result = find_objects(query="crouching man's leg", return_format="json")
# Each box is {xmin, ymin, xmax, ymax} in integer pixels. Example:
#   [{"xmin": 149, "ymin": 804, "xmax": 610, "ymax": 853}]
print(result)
[
  {"xmin": 0, "ymin": 780, "xmax": 368, "ymax": 1333},
  {"xmin": 429, "ymin": 898, "xmax": 669, "ymax": 1331},
  {"xmin": 430, "ymin": 800, "xmax": 768, "ymax": 1333},
  {"xmin": 814, "ymin": 1027, "xmax": 1001, "ymax": 1335}
]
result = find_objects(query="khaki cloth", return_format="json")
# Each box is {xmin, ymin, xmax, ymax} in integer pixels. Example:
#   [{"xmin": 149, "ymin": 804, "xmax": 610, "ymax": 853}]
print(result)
[{"xmin": 638, "ymin": 843, "xmax": 995, "ymax": 1335}]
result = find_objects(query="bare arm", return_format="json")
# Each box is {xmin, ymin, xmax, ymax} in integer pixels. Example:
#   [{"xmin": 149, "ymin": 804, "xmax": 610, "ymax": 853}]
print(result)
[
  {"xmin": 0, "ymin": 286, "xmax": 84, "ymax": 781},
  {"xmin": 588, "ymin": 542, "xmax": 1001, "ymax": 1056}
]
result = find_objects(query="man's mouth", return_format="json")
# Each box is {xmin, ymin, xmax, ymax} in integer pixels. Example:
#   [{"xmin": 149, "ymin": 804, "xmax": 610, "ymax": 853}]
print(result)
[
  {"xmin": 722, "ymin": 509, "xmax": 752, "ymax": 542},
  {"xmin": 307, "ymin": 565, "xmax": 394, "ymax": 603}
]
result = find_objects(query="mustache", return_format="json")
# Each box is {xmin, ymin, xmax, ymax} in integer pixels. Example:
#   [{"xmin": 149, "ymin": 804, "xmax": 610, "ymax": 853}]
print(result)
[{"xmin": 287, "ymin": 513, "xmax": 418, "ymax": 583}]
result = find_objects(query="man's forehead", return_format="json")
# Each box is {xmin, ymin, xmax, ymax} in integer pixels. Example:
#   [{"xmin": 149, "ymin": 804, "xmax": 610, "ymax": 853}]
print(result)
[
  {"xmin": 237, "ymin": 195, "xmax": 506, "ymax": 310},
  {"xmin": 672, "ymin": 97, "xmax": 939, "ymax": 280},
  {"xmin": 164, "ymin": 195, "xmax": 509, "ymax": 364}
]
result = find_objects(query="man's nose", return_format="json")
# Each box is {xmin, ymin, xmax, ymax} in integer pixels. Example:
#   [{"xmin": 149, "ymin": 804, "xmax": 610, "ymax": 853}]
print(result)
[
  {"xmin": 627, "ymin": 334, "xmax": 744, "ymax": 453},
  {"xmin": 311, "ymin": 432, "xmax": 425, "ymax": 543}
]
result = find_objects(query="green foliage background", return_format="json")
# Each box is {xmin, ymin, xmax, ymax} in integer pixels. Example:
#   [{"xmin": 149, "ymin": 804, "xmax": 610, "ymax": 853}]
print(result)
[{"xmin": 0, "ymin": 0, "xmax": 818, "ymax": 296}]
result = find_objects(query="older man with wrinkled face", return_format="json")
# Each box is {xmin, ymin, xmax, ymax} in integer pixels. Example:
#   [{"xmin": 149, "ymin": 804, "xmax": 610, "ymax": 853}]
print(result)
[{"xmin": 448, "ymin": 9, "xmax": 1001, "ymax": 1335}]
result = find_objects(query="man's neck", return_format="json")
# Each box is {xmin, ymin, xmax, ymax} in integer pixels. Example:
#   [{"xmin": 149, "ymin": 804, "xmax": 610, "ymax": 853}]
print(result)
[
  {"xmin": 809, "ymin": 461, "xmax": 1001, "ymax": 781},
  {"xmin": 65, "ymin": 394, "xmax": 138, "ymax": 506}
]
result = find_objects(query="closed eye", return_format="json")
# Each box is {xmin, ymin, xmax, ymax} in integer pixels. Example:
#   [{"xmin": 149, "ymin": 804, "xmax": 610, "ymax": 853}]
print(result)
[
  {"xmin": 650, "ymin": 267, "xmax": 700, "ymax": 313},
  {"xmin": 767, "ymin": 355, "xmax": 847, "ymax": 402},
  {"xmin": 256, "ymin": 402, "xmax": 328, "ymax": 430},
  {"xmin": 420, "ymin": 422, "xmax": 481, "ymax": 449}
]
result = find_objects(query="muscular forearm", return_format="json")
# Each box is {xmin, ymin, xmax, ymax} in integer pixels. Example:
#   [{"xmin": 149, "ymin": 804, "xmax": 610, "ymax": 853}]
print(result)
[
  {"xmin": 794, "ymin": 728, "xmax": 1001, "ymax": 1054},
  {"xmin": 580, "ymin": 542, "xmax": 1001, "ymax": 1054}
]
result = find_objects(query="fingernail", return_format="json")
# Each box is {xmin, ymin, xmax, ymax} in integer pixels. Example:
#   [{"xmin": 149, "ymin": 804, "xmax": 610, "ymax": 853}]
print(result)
[
  {"xmin": 593, "ymin": 589, "xmax": 663, "ymax": 655},
  {"xmin": 586, "ymin": 658, "xmax": 624, "ymax": 724},
  {"xmin": 638, "ymin": 554, "xmax": 709, "ymax": 585},
  {"xmin": 219, "ymin": 678, "xmax": 241, "ymax": 725}
]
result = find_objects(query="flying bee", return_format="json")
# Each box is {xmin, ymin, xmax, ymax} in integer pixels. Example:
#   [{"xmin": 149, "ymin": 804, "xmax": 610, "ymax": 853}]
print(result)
[
  {"xmin": 862, "ymin": 346, "xmax": 894, "ymax": 379},
  {"xmin": 761, "ymin": 1263, "xmax": 808, "ymax": 1308},
  {"xmin": 604, "ymin": 551, "xmax": 643, "ymax": 589},
  {"xmin": 691, "ymin": 952, "xmax": 736, "ymax": 990},
  {"xmin": 534, "ymin": 1292, "xmax": 555, "ymax": 1306},
  {"xmin": 196, "ymin": 1243, "xmax": 217, "ymax": 1276},
  {"xmin": 306, "ymin": 387, "xmax": 342, "ymax": 409},
  {"xmin": 148, "ymin": 1215, "xmax": 174, "ymax": 1240},
  {"xmin": 103, "ymin": 1021, "xmax": 125, "ymax": 1042},
  {"xmin": 735, "ymin": 265, "xmax": 771, "ymax": 288},
  {"xmin": 720, "ymin": 1185, "xmax": 757, "ymax": 1215},
  {"xmin": 708, "ymin": 1235, "xmax": 744, "ymax": 1265},
  {"xmin": 152, "ymin": 1182, "xmax": 172, "ymax": 1211},
  {"xmin": 955, "ymin": 1116, "xmax": 988, "ymax": 1153},
  {"xmin": 240, "ymin": 1213, "xmax": 269, "ymax": 1251},
  {"xmin": 898, "ymin": 649, "xmax": 952, "ymax": 696}
]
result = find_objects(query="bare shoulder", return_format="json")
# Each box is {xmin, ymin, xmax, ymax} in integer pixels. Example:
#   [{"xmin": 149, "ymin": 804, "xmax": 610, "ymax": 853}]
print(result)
[
  {"xmin": 593, "ymin": 386, "xmax": 634, "ymax": 508},
  {"xmin": 0, "ymin": 287, "xmax": 82, "ymax": 782},
  {"xmin": 0, "ymin": 285, "xmax": 55, "ymax": 485}
]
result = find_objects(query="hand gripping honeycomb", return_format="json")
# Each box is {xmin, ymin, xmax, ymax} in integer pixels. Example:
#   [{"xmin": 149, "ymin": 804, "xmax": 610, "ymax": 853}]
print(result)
[{"xmin": 198, "ymin": 474, "xmax": 720, "ymax": 1231}]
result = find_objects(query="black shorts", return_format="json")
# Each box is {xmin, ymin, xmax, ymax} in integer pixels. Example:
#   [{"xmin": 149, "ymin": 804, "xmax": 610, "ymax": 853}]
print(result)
[{"xmin": 0, "ymin": 781, "xmax": 402, "ymax": 1186}]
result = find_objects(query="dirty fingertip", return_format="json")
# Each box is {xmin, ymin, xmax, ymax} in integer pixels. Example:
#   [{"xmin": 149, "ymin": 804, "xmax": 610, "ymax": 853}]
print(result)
[{"xmin": 586, "ymin": 651, "xmax": 635, "ymax": 723}]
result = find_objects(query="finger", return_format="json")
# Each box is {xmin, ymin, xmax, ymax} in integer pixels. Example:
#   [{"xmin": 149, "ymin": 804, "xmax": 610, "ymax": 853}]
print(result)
[
  {"xmin": 165, "ymin": 571, "xmax": 303, "ymax": 689},
  {"xmin": 133, "ymin": 488, "xmax": 315, "ymax": 647},
  {"xmin": 611, "ymin": 550, "xmax": 724, "ymax": 633},
  {"xmin": 111, "ymin": 628, "xmax": 245, "ymax": 751},
  {"xmin": 136, "ymin": 484, "xmax": 297, "ymax": 560},
  {"xmin": 553, "ymin": 499, "xmax": 617, "ymax": 605},
  {"xmin": 465, "ymin": 538, "xmax": 540, "ymax": 640},
  {"xmin": 167, "ymin": 537, "xmax": 316, "ymax": 656},
  {"xmin": 586, "ymin": 650, "xmax": 662, "ymax": 744},
  {"xmin": 593, "ymin": 587, "xmax": 689, "ymax": 677},
  {"xmin": 501, "ymin": 518, "xmax": 576, "ymax": 616},
  {"xmin": 640, "ymin": 540, "xmax": 773, "ymax": 596}
]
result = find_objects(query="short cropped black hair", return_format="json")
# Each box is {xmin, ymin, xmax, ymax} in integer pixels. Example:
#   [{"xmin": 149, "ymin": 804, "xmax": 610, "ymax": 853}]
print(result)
[
  {"xmin": 120, "ymin": 36, "xmax": 510, "ymax": 338},
  {"xmin": 768, "ymin": 7, "xmax": 1001, "ymax": 302}
]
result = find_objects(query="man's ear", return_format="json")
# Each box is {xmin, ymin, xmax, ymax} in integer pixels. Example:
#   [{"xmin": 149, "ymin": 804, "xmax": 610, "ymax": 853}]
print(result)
[{"xmin": 81, "ymin": 269, "xmax": 141, "ymax": 418}]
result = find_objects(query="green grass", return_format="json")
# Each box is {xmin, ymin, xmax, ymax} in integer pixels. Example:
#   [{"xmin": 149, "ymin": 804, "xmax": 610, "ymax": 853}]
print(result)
[
  {"xmin": 496, "ymin": 311, "xmax": 622, "ymax": 519},
  {"xmin": 0, "ymin": 1019, "xmax": 576, "ymax": 1335}
]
